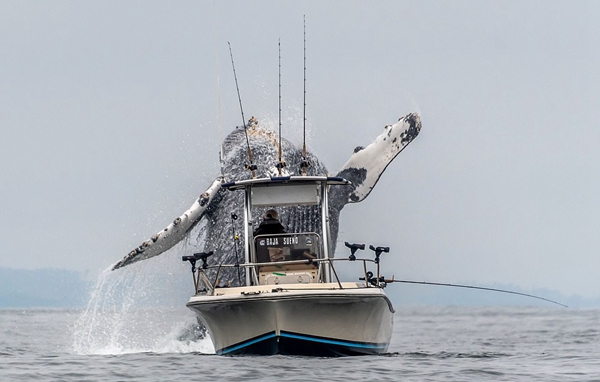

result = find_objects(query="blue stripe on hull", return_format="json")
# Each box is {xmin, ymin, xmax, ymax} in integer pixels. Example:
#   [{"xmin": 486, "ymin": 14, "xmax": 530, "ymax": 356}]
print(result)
[
  {"xmin": 219, "ymin": 331, "xmax": 388, "ymax": 356},
  {"xmin": 219, "ymin": 332, "xmax": 278, "ymax": 355}
]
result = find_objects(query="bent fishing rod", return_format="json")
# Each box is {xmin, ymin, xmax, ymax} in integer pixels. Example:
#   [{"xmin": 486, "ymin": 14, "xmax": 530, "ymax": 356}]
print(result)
[
  {"xmin": 345, "ymin": 242, "xmax": 568, "ymax": 308},
  {"xmin": 384, "ymin": 279, "xmax": 568, "ymax": 308},
  {"xmin": 228, "ymin": 41, "xmax": 257, "ymax": 178}
]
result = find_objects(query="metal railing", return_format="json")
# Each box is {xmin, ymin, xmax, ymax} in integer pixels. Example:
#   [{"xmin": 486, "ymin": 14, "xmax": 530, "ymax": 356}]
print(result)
[{"xmin": 182, "ymin": 256, "xmax": 388, "ymax": 296}]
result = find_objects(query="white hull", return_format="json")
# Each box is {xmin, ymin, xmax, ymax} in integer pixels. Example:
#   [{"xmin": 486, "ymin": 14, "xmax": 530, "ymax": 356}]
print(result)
[{"xmin": 186, "ymin": 283, "xmax": 394, "ymax": 356}]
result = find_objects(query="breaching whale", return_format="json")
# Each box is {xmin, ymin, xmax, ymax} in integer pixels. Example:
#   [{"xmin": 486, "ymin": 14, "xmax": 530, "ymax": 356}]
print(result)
[{"xmin": 112, "ymin": 113, "xmax": 421, "ymax": 278}]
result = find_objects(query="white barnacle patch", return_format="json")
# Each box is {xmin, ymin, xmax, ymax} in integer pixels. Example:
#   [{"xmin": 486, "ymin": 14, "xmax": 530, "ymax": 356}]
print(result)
[{"xmin": 199, "ymin": 192, "xmax": 210, "ymax": 206}]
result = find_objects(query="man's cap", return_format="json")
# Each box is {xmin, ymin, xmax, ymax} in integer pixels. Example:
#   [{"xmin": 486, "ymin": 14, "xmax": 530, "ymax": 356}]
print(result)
[{"xmin": 265, "ymin": 209, "xmax": 279, "ymax": 220}]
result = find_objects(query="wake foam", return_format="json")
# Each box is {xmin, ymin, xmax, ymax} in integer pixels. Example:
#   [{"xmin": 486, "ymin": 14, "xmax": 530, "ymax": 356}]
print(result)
[{"xmin": 72, "ymin": 243, "xmax": 215, "ymax": 355}]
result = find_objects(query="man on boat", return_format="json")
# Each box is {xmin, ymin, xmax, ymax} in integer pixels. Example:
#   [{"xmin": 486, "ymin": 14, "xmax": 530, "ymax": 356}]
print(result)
[{"xmin": 254, "ymin": 209, "xmax": 286, "ymax": 236}]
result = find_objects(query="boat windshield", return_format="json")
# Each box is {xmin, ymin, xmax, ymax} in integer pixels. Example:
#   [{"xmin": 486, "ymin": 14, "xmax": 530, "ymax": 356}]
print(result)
[{"xmin": 254, "ymin": 233, "xmax": 321, "ymax": 263}]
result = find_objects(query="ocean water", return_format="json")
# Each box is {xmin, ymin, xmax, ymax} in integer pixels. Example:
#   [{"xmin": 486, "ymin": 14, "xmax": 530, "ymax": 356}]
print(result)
[{"xmin": 1, "ymin": 306, "xmax": 599, "ymax": 381}]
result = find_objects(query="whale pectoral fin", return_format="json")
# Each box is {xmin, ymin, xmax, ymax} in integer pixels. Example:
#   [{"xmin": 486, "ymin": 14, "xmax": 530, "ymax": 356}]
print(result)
[
  {"xmin": 334, "ymin": 113, "xmax": 421, "ymax": 205},
  {"xmin": 111, "ymin": 177, "xmax": 223, "ymax": 270}
]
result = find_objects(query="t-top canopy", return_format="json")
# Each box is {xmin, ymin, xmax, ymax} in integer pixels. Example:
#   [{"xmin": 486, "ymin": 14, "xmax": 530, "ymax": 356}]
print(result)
[
  {"xmin": 222, "ymin": 176, "xmax": 350, "ymax": 207},
  {"xmin": 221, "ymin": 176, "xmax": 350, "ymax": 191}
]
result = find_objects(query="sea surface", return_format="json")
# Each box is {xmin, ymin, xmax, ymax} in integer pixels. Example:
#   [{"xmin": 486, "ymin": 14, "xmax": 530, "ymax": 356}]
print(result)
[{"xmin": 1, "ymin": 306, "xmax": 599, "ymax": 381}]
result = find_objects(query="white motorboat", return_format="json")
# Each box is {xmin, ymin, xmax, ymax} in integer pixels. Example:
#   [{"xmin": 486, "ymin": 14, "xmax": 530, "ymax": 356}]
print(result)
[{"xmin": 182, "ymin": 175, "xmax": 395, "ymax": 356}]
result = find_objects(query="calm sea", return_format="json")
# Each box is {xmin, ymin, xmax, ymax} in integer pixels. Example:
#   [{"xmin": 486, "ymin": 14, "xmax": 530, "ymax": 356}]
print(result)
[{"xmin": 1, "ymin": 306, "xmax": 599, "ymax": 381}]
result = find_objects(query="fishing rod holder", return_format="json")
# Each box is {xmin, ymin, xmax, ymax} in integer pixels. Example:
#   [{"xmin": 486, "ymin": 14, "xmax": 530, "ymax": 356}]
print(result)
[
  {"xmin": 182, "ymin": 251, "xmax": 215, "ymax": 295},
  {"xmin": 182, "ymin": 256, "xmax": 198, "ymax": 273},
  {"xmin": 300, "ymin": 159, "xmax": 311, "ymax": 172},
  {"xmin": 345, "ymin": 242, "xmax": 365, "ymax": 261},
  {"xmin": 196, "ymin": 251, "xmax": 213, "ymax": 269},
  {"xmin": 182, "ymin": 251, "xmax": 214, "ymax": 272},
  {"xmin": 369, "ymin": 245, "xmax": 389, "ymax": 264},
  {"xmin": 359, "ymin": 271, "xmax": 387, "ymax": 287},
  {"xmin": 368, "ymin": 244, "xmax": 390, "ymax": 288},
  {"xmin": 299, "ymin": 155, "xmax": 311, "ymax": 175}
]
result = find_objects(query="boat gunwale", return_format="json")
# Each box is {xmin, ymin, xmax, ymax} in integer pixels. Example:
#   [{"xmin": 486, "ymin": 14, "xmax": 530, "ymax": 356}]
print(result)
[{"xmin": 186, "ymin": 285, "xmax": 395, "ymax": 313}]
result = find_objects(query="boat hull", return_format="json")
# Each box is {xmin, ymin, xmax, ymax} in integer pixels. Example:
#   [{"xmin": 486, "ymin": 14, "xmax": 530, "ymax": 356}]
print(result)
[{"xmin": 186, "ymin": 285, "xmax": 394, "ymax": 356}]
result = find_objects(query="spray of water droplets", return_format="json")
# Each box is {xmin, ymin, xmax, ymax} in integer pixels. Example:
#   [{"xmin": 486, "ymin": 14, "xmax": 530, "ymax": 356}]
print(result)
[{"xmin": 72, "ymin": 226, "xmax": 215, "ymax": 355}]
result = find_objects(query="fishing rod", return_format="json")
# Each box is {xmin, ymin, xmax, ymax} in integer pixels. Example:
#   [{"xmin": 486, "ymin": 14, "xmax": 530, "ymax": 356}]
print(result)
[
  {"xmin": 230, "ymin": 213, "xmax": 242, "ymax": 286},
  {"xmin": 276, "ymin": 38, "xmax": 286, "ymax": 176},
  {"xmin": 300, "ymin": 15, "xmax": 310, "ymax": 176},
  {"xmin": 385, "ymin": 279, "xmax": 568, "ymax": 308},
  {"xmin": 227, "ymin": 41, "xmax": 257, "ymax": 178},
  {"xmin": 345, "ymin": 243, "xmax": 567, "ymax": 308}
]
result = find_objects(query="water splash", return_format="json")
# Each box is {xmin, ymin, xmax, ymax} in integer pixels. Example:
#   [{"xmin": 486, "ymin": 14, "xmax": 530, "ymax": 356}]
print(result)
[{"xmin": 72, "ymin": 234, "xmax": 215, "ymax": 355}]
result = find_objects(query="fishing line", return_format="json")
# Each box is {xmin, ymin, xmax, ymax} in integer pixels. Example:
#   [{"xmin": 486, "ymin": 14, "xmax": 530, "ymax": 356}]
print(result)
[{"xmin": 387, "ymin": 279, "xmax": 568, "ymax": 308}]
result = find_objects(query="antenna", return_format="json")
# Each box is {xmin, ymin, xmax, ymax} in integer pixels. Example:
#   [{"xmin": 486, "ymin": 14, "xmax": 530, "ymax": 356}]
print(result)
[
  {"xmin": 276, "ymin": 38, "xmax": 286, "ymax": 176},
  {"xmin": 300, "ymin": 15, "xmax": 310, "ymax": 176},
  {"xmin": 228, "ymin": 42, "xmax": 257, "ymax": 178},
  {"xmin": 212, "ymin": 7, "xmax": 225, "ymax": 180}
]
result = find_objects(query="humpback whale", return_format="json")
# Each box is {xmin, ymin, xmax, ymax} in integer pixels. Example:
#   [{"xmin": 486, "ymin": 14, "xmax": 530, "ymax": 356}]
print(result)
[{"xmin": 112, "ymin": 113, "xmax": 421, "ymax": 277}]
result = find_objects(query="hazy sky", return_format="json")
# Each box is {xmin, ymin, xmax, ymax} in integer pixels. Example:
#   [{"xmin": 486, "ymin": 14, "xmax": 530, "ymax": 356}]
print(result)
[{"xmin": 1, "ymin": 1, "xmax": 599, "ymax": 299}]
